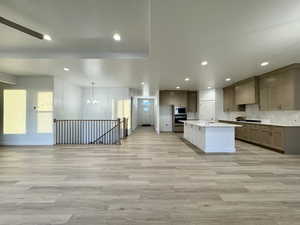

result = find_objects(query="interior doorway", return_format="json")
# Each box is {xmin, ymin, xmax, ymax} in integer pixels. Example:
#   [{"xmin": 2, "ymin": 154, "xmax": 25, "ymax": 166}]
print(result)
[{"xmin": 137, "ymin": 98, "xmax": 154, "ymax": 126}]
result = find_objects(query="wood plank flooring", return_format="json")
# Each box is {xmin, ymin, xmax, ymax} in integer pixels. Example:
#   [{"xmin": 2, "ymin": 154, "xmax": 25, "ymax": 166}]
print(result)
[{"xmin": 0, "ymin": 127, "xmax": 300, "ymax": 225}]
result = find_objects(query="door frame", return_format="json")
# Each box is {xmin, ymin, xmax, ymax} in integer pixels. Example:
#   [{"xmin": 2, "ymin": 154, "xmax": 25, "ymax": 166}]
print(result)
[{"xmin": 137, "ymin": 98, "xmax": 155, "ymax": 126}]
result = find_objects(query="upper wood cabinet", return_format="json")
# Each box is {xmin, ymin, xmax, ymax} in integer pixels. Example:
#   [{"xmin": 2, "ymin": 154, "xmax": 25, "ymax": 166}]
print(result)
[
  {"xmin": 160, "ymin": 91, "xmax": 187, "ymax": 107},
  {"xmin": 223, "ymin": 86, "xmax": 245, "ymax": 112},
  {"xmin": 223, "ymin": 64, "xmax": 300, "ymax": 111},
  {"xmin": 172, "ymin": 91, "xmax": 188, "ymax": 107},
  {"xmin": 160, "ymin": 90, "xmax": 198, "ymax": 112},
  {"xmin": 259, "ymin": 65, "xmax": 298, "ymax": 111},
  {"xmin": 234, "ymin": 77, "xmax": 259, "ymax": 105}
]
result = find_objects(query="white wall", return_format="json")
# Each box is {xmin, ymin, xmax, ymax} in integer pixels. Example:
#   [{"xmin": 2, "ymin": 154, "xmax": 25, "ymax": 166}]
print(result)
[
  {"xmin": 55, "ymin": 81, "xmax": 133, "ymax": 121},
  {"xmin": 130, "ymin": 88, "xmax": 143, "ymax": 131},
  {"xmin": 159, "ymin": 105, "xmax": 172, "ymax": 132},
  {"xmin": 131, "ymin": 97, "xmax": 138, "ymax": 130},
  {"xmin": 54, "ymin": 78, "xmax": 82, "ymax": 119},
  {"xmin": 154, "ymin": 90, "xmax": 160, "ymax": 134},
  {"xmin": 0, "ymin": 76, "xmax": 54, "ymax": 145},
  {"xmin": 81, "ymin": 87, "xmax": 130, "ymax": 120}
]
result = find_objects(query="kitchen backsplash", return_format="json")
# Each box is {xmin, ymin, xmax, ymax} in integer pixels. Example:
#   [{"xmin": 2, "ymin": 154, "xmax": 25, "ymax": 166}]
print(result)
[
  {"xmin": 187, "ymin": 112, "xmax": 199, "ymax": 120},
  {"xmin": 221, "ymin": 104, "xmax": 300, "ymax": 125}
]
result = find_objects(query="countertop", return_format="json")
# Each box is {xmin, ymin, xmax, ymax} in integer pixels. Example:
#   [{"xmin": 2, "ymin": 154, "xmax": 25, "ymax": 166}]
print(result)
[
  {"xmin": 181, "ymin": 120, "xmax": 241, "ymax": 128},
  {"xmin": 219, "ymin": 120, "xmax": 300, "ymax": 127}
]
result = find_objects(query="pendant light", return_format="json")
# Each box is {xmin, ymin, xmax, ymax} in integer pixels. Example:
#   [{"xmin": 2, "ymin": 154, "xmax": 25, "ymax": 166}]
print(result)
[{"xmin": 86, "ymin": 82, "xmax": 99, "ymax": 104}]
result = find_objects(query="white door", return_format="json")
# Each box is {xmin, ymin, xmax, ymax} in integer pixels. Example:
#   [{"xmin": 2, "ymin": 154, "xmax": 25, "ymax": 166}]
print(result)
[
  {"xmin": 199, "ymin": 101, "xmax": 215, "ymax": 121},
  {"xmin": 138, "ymin": 99, "xmax": 154, "ymax": 126}
]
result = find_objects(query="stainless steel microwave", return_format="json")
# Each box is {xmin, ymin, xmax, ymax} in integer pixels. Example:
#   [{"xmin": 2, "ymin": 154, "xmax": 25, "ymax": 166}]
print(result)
[{"xmin": 174, "ymin": 107, "xmax": 186, "ymax": 114}]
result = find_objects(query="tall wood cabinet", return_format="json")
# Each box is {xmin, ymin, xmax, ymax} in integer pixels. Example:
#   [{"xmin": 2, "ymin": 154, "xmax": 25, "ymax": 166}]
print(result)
[{"xmin": 187, "ymin": 91, "xmax": 198, "ymax": 113}]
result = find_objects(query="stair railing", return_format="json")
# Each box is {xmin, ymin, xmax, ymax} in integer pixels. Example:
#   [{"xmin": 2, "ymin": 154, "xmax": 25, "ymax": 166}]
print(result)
[{"xmin": 54, "ymin": 118, "xmax": 129, "ymax": 145}]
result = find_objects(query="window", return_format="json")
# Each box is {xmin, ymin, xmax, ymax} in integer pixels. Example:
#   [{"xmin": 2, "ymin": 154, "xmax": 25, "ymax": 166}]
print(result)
[
  {"xmin": 37, "ymin": 92, "xmax": 53, "ymax": 133},
  {"xmin": 143, "ymin": 100, "xmax": 150, "ymax": 105},
  {"xmin": 3, "ymin": 89, "xmax": 27, "ymax": 134}
]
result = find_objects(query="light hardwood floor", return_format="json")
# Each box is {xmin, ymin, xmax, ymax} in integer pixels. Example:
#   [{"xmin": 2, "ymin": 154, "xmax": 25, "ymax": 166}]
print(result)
[{"xmin": 0, "ymin": 127, "xmax": 300, "ymax": 225}]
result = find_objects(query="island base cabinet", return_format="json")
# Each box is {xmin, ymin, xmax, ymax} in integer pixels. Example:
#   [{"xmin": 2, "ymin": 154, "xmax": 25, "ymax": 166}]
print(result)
[
  {"xmin": 184, "ymin": 124, "xmax": 203, "ymax": 148},
  {"xmin": 184, "ymin": 124, "xmax": 192, "ymax": 143},
  {"xmin": 183, "ymin": 123, "xmax": 237, "ymax": 153},
  {"xmin": 205, "ymin": 128, "xmax": 236, "ymax": 153}
]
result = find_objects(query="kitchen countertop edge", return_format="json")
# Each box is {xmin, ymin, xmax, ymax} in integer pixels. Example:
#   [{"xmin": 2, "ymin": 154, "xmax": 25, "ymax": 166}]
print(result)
[
  {"xmin": 219, "ymin": 120, "xmax": 300, "ymax": 128},
  {"xmin": 181, "ymin": 120, "xmax": 242, "ymax": 128}
]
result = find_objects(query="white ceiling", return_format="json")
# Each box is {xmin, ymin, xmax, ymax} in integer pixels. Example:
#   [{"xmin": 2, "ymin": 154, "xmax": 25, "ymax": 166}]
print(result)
[
  {"xmin": 1, "ymin": 0, "xmax": 300, "ymax": 90},
  {"xmin": 0, "ymin": 0, "xmax": 149, "ymax": 58}
]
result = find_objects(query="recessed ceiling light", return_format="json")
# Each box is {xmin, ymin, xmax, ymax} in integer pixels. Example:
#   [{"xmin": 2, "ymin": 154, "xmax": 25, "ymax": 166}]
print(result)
[
  {"xmin": 261, "ymin": 62, "xmax": 269, "ymax": 67},
  {"xmin": 225, "ymin": 78, "xmax": 231, "ymax": 82},
  {"xmin": 141, "ymin": 82, "xmax": 145, "ymax": 85},
  {"xmin": 208, "ymin": 86, "xmax": 212, "ymax": 89},
  {"xmin": 113, "ymin": 33, "xmax": 121, "ymax": 41},
  {"xmin": 43, "ymin": 34, "xmax": 52, "ymax": 41},
  {"xmin": 64, "ymin": 67, "xmax": 70, "ymax": 71},
  {"xmin": 184, "ymin": 78, "xmax": 190, "ymax": 82},
  {"xmin": 201, "ymin": 61, "xmax": 208, "ymax": 66},
  {"xmin": 176, "ymin": 86, "xmax": 180, "ymax": 89}
]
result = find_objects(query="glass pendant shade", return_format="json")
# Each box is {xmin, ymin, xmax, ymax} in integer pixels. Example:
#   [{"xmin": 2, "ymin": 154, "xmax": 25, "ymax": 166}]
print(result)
[{"xmin": 87, "ymin": 82, "xmax": 98, "ymax": 104}]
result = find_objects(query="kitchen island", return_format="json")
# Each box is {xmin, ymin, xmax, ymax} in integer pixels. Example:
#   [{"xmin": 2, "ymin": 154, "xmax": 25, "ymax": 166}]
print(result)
[{"xmin": 182, "ymin": 120, "xmax": 241, "ymax": 153}]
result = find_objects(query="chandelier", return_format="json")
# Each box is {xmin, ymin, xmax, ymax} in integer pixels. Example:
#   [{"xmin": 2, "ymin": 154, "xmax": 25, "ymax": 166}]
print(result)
[{"xmin": 86, "ymin": 82, "xmax": 99, "ymax": 104}]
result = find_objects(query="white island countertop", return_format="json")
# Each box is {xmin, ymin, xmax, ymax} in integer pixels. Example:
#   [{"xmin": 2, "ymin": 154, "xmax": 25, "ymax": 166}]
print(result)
[{"xmin": 181, "ymin": 120, "xmax": 242, "ymax": 128}]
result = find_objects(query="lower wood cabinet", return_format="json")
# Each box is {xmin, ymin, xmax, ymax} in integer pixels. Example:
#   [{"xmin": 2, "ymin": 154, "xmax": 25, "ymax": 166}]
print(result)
[
  {"xmin": 248, "ymin": 125, "xmax": 260, "ymax": 144},
  {"xmin": 221, "ymin": 121, "xmax": 285, "ymax": 152},
  {"xmin": 259, "ymin": 127, "xmax": 273, "ymax": 148},
  {"xmin": 271, "ymin": 127, "xmax": 284, "ymax": 150}
]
